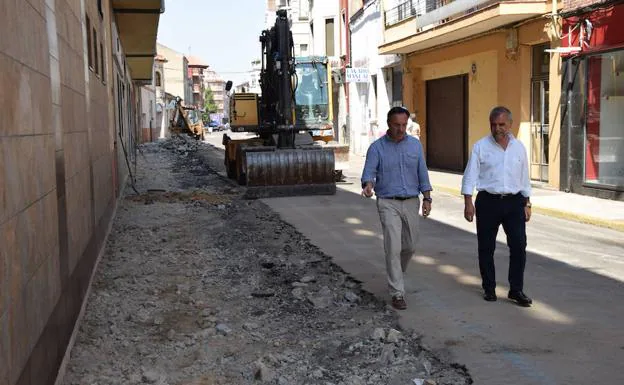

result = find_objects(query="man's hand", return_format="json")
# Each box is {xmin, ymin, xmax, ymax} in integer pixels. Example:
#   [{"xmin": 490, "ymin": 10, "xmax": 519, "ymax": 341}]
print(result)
[
  {"xmin": 422, "ymin": 200, "xmax": 432, "ymax": 217},
  {"xmin": 525, "ymin": 206, "xmax": 531, "ymax": 222},
  {"xmin": 361, "ymin": 182, "xmax": 374, "ymax": 198},
  {"xmin": 464, "ymin": 195, "xmax": 475, "ymax": 222}
]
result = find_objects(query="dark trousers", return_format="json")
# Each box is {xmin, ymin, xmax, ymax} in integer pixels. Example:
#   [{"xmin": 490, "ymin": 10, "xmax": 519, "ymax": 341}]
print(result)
[{"xmin": 475, "ymin": 191, "xmax": 527, "ymax": 293}]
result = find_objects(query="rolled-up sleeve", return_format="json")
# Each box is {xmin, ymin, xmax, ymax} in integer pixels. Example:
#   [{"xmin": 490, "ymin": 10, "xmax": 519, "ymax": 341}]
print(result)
[
  {"xmin": 461, "ymin": 144, "xmax": 480, "ymax": 196},
  {"xmin": 417, "ymin": 141, "xmax": 432, "ymax": 192},
  {"xmin": 361, "ymin": 143, "xmax": 379, "ymax": 188}
]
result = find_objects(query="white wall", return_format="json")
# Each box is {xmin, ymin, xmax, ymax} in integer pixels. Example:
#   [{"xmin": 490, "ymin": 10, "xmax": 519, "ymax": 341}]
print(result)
[
  {"xmin": 349, "ymin": 0, "xmax": 398, "ymax": 155},
  {"xmin": 310, "ymin": 0, "xmax": 340, "ymax": 59},
  {"xmin": 266, "ymin": 0, "xmax": 312, "ymax": 57},
  {"xmin": 157, "ymin": 43, "xmax": 188, "ymax": 103}
]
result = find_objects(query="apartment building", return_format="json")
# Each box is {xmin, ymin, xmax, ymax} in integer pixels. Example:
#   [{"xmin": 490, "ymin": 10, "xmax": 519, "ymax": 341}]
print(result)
[
  {"xmin": 267, "ymin": 0, "xmax": 313, "ymax": 56},
  {"xmin": 204, "ymin": 68, "xmax": 226, "ymax": 120},
  {"xmin": 0, "ymin": 1, "xmax": 163, "ymax": 385},
  {"xmin": 379, "ymin": 0, "xmax": 560, "ymax": 186},
  {"xmin": 188, "ymin": 56, "xmax": 209, "ymax": 110}
]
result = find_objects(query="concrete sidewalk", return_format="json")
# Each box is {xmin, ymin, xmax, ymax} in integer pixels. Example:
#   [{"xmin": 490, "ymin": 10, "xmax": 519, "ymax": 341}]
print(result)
[{"xmin": 346, "ymin": 153, "xmax": 624, "ymax": 232}]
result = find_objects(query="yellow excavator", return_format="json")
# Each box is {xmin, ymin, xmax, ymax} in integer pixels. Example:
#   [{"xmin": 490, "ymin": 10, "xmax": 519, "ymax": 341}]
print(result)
[
  {"xmin": 223, "ymin": 9, "xmax": 348, "ymax": 198},
  {"xmin": 170, "ymin": 97, "xmax": 204, "ymax": 140}
]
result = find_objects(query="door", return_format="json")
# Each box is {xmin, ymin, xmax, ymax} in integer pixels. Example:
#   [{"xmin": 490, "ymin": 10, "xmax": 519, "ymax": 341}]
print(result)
[
  {"xmin": 426, "ymin": 75, "xmax": 468, "ymax": 172},
  {"xmin": 531, "ymin": 79, "xmax": 549, "ymax": 182}
]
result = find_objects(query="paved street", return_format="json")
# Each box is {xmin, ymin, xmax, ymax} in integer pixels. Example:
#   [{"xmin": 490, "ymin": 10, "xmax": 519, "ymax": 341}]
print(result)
[{"xmin": 204, "ymin": 132, "xmax": 624, "ymax": 384}]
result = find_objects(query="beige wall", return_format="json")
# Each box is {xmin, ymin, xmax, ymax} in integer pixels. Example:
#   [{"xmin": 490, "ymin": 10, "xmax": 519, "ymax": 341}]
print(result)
[
  {"xmin": 404, "ymin": 19, "xmax": 561, "ymax": 187},
  {"xmin": 0, "ymin": 0, "xmax": 143, "ymax": 384}
]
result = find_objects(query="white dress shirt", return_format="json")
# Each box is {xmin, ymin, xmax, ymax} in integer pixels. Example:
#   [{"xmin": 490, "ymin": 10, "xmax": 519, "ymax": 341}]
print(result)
[{"xmin": 461, "ymin": 134, "xmax": 531, "ymax": 197}]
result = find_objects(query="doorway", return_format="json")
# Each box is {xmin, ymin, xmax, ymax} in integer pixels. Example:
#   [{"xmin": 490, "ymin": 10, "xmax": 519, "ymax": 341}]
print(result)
[
  {"xmin": 530, "ymin": 44, "xmax": 550, "ymax": 182},
  {"xmin": 426, "ymin": 74, "xmax": 468, "ymax": 172}
]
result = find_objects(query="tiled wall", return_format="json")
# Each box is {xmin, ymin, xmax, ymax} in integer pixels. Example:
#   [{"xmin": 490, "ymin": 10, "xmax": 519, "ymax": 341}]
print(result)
[{"xmin": 0, "ymin": 0, "xmax": 124, "ymax": 384}]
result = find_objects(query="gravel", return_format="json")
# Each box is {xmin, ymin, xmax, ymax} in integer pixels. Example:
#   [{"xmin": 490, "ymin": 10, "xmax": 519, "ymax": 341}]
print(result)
[{"xmin": 61, "ymin": 136, "xmax": 472, "ymax": 385}]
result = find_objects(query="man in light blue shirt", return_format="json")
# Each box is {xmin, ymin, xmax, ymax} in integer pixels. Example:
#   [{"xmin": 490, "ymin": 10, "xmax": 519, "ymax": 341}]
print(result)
[{"xmin": 361, "ymin": 106, "xmax": 433, "ymax": 310}]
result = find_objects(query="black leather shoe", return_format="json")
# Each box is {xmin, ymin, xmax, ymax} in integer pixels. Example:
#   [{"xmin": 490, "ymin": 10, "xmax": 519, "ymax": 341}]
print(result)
[
  {"xmin": 508, "ymin": 291, "xmax": 532, "ymax": 307},
  {"xmin": 483, "ymin": 291, "xmax": 497, "ymax": 302}
]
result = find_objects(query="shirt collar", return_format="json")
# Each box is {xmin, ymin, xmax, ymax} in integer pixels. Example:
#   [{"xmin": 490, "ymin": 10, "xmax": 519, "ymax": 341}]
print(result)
[
  {"xmin": 384, "ymin": 131, "xmax": 407, "ymax": 143},
  {"xmin": 489, "ymin": 133, "xmax": 516, "ymax": 145}
]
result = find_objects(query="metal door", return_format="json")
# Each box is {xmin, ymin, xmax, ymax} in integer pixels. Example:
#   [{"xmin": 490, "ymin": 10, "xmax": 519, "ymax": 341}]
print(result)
[
  {"xmin": 530, "ymin": 79, "xmax": 549, "ymax": 182},
  {"xmin": 426, "ymin": 74, "xmax": 468, "ymax": 172}
]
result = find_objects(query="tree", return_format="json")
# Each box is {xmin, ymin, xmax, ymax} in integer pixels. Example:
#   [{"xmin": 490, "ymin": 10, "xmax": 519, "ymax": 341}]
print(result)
[{"xmin": 204, "ymin": 87, "xmax": 218, "ymax": 114}]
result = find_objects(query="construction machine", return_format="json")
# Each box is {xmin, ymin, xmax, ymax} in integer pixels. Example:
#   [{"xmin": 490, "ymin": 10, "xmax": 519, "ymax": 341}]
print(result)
[
  {"xmin": 170, "ymin": 97, "xmax": 204, "ymax": 140},
  {"xmin": 223, "ymin": 9, "xmax": 348, "ymax": 199}
]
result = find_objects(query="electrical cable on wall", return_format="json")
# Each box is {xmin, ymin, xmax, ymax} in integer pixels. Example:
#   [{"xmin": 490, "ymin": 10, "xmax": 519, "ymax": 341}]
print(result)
[{"xmin": 118, "ymin": 129, "xmax": 140, "ymax": 195}]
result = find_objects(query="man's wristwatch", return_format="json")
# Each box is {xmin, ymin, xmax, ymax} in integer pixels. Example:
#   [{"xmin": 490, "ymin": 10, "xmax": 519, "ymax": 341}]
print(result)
[
  {"xmin": 423, "ymin": 197, "xmax": 432, "ymax": 203},
  {"xmin": 525, "ymin": 202, "xmax": 532, "ymax": 208}
]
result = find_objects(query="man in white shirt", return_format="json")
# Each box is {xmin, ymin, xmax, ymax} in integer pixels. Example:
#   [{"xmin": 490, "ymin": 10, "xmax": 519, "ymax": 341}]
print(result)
[
  {"xmin": 461, "ymin": 106, "xmax": 533, "ymax": 307},
  {"xmin": 406, "ymin": 113, "xmax": 420, "ymax": 139}
]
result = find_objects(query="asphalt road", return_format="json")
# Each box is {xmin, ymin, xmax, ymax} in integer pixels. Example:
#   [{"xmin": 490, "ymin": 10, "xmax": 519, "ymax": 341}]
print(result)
[{"xmin": 202, "ymin": 131, "xmax": 624, "ymax": 385}]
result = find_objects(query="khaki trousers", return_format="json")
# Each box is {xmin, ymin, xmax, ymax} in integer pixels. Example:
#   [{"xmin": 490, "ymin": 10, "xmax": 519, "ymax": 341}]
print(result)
[{"xmin": 377, "ymin": 197, "xmax": 420, "ymax": 298}]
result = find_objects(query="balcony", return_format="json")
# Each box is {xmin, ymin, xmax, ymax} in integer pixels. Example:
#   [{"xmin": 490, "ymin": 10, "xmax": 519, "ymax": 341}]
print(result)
[
  {"xmin": 112, "ymin": 0, "xmax": 165, "ymax": 82},
  {"xmin": 380, "ymin": 0, "xmax": 549, "ymax": 54}
]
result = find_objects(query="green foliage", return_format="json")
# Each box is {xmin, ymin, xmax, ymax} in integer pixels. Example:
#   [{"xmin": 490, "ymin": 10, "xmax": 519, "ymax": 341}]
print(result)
[{"xmin": 204, "ymin": 87, "xmax": 218, "ymax": 114}]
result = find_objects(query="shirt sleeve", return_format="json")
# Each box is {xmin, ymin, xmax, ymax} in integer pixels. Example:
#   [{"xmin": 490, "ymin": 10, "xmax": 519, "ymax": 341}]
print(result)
[
  {"xmin": 461, "ymin": 143, "xmax": 480, "ymax": 196},
  {"xmin": 361, "ymin": 142, "xmax": 379, "ymax": 188},
  {"xmin": 416, "ymin": 141, "xmax": 432, "ymax": 192},
  {"xmin": 520, "ymin": 144, "xmax": 532, "ymax": 198}
]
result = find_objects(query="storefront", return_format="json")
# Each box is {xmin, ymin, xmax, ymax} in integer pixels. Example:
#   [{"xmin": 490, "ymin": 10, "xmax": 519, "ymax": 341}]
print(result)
[{"xmin": 560, "ymin": 2, "xmax": 624, "ymax": 200}]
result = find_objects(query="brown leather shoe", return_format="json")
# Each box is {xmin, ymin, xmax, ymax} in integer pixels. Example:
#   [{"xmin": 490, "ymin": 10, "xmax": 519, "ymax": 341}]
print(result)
[{"xmin": 392, "ymin": 296, "xmax": 407, "ymax": 310}]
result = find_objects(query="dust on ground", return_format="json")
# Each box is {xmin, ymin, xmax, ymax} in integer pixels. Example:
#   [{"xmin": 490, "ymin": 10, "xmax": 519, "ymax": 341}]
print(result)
[{"xmin": 61, "ymin": 136, "xmax": 472, "ymax": 385}]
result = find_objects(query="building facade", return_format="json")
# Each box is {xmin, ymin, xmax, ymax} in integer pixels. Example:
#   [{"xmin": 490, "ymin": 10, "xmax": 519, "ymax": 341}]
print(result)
[
  {"xmin": 204, "ymin": 68, "xmax": 226, "ymax": 122},
  {"xmin": 379, "ymin": 0, "xmax": 561, "ymax": 185},
  {"xmin": 348, "ymin": 0, "xmax": 402, "ymax": 155},
  {"xmin": 156, "ymin": 43, "xmax": 190, "ymax": 104},
  {"xmin": 267, "ymin": 0, "xmax": 313, "ymax": 56},
  {"xmin": 188, "ymin": 56, "xmax": 209, "ymax": 110},
  {"xmin": 559, "ymin": 0, "xmax": 624, "ymax": 200},
  {"xmin": 0, "ymin": 1, "xmax": 162, "ymax": 385}
]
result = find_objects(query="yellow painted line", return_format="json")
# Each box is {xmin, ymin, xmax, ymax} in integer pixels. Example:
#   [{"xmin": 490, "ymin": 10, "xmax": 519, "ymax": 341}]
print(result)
[{"xmin": 431, "ymin": 184, "xmax": 624, "ymax": 233}]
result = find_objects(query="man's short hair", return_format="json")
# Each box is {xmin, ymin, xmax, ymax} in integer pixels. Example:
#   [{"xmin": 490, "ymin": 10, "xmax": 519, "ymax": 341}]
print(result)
[
  {"xmin": 387, "ymin": 106, "xmax": 410, "ymax": 122},
  {"xmin": 489, "ymin": 106, "xmax": 513, "ymax": 122}
]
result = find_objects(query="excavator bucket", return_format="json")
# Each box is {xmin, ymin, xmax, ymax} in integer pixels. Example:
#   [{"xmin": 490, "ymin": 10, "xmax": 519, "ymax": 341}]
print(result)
[{"xmin": 242, "ymin": 146, "xmax": 336, "ymax": 199}]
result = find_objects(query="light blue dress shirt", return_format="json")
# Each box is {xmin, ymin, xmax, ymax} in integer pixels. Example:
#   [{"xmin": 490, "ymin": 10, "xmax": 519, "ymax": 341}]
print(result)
[{"xmin": 361, "ymin": 134, "xmax": 432, "ymax": 198}]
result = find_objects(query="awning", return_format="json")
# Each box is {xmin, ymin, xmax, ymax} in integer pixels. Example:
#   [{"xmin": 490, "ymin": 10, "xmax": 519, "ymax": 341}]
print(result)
[
  {"xmin": 379, "ymin": 1, "xmax": 549, "ymax": 54},
  {"xmin": 112, "ymin": 0, "xmax": 165, "ymax": 82}
]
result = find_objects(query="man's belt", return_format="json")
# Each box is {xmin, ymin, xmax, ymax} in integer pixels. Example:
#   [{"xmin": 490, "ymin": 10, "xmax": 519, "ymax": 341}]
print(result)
[
  {"xmin": 480, "ymin": 191, "xmax": 521, "ymax": 199},
  {"xmin": 382, "ymin": 196, "xmax": 418, "ymax": 201}
]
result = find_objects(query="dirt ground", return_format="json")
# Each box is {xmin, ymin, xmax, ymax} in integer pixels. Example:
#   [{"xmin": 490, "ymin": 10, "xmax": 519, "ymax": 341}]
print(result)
[{"xmin": 60, "ymin": 136, "xmax": 472, "ymax": 385}]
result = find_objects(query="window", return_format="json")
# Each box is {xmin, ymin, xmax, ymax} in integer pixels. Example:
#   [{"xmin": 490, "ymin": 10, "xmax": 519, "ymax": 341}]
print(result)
[
  {"xmin": 371, "ymin": 74, "xmax": 378, "ymax": 119},
  {"xmin": 391, "ymin": 67, "xmax": 403, "ymax": 105},
  {"xmin": 155, "ymin": 72, "xmax": 162, "ymax": 87},
  {"xmin": 299, "ymin": 0, "xmax": 310, "ymax": 19},
  {"xmin": 300, "ymin": 44, "xmax": 308, "ymax": 55},
  {"xmin": 100, "ymin": 42, "xmax": 105, "ymax": 82},
  {"xmin": 86, "ymin": 16, "xmax": 93, "ymax": 69},
  {"xmin": 325, "ymin": 18, "xmax": 335, "ymax": 56},
  {"xmin": 93, "ymin": 28, "xmax": 99, "ymax": 76},
  {"xmin": 584, "ymin": 49, "xmax": 624, "ymax": 188}
]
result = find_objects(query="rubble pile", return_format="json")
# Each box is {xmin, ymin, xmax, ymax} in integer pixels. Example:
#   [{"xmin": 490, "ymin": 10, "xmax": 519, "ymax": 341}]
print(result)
[{"xmin": 61, "ymin": 137, "xmax": 471, "ymax": 385}]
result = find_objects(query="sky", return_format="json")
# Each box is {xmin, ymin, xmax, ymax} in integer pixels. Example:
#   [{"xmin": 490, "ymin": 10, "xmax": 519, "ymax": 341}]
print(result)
[{"xmin": 157, "ymin": 0, "xmax": 267, "ymax": 86}]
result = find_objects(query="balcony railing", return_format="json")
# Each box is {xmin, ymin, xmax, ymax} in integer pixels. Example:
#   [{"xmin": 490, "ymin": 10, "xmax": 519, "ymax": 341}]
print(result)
[{"xmin": 385, "ymin": 0, "xmax": 494, "ymax": 28}]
